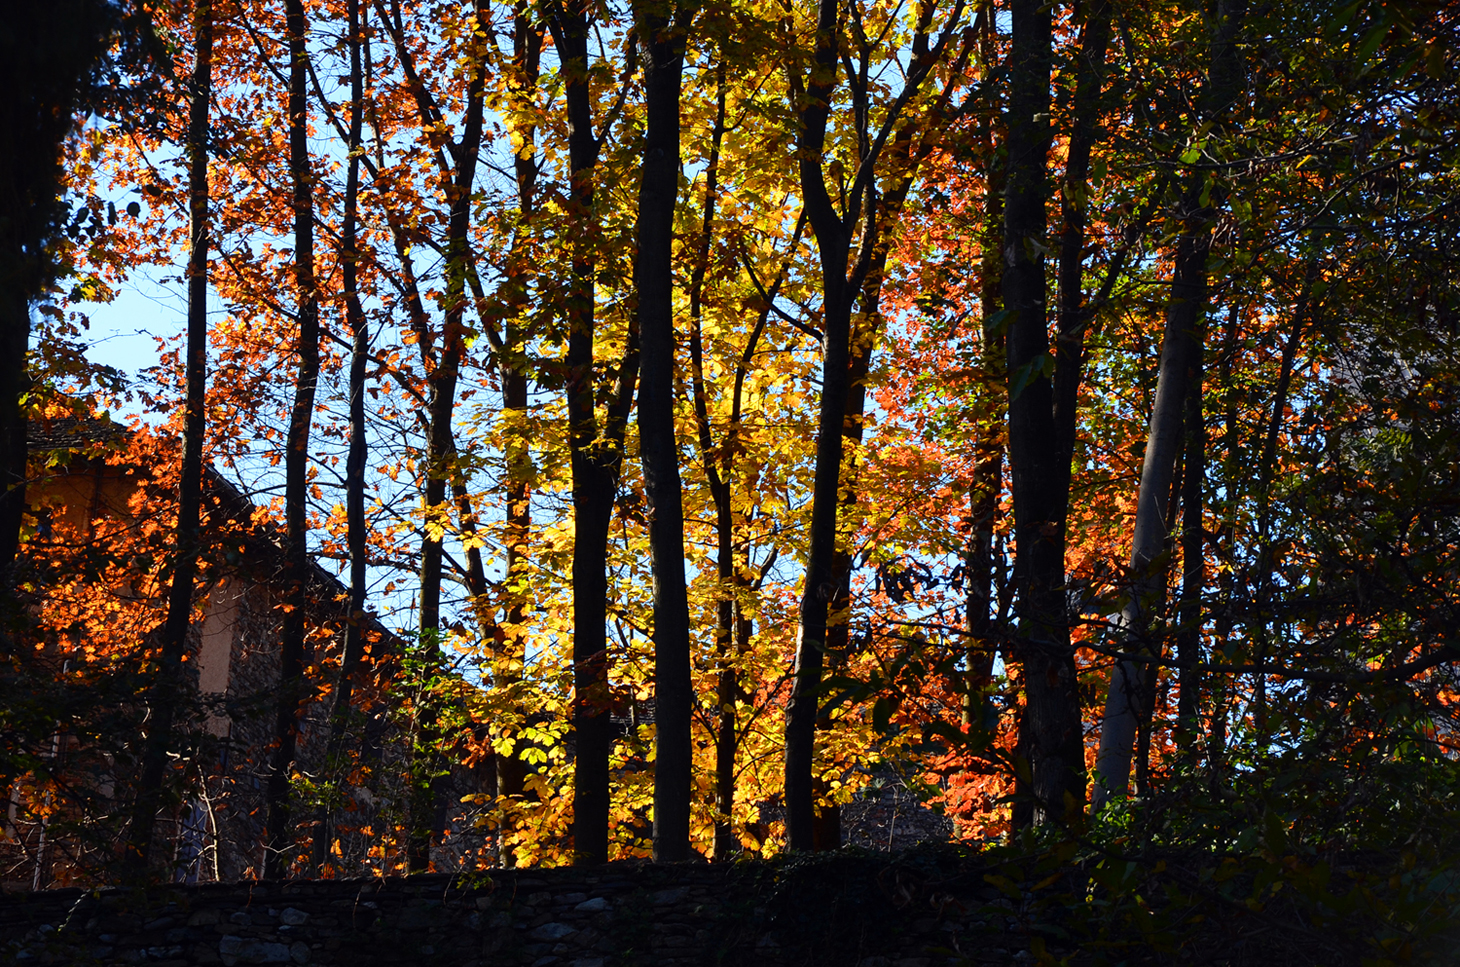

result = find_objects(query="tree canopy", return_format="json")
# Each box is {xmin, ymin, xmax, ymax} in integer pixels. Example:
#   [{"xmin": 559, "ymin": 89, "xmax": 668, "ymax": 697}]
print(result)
[{"xmin": 3, "ymin": 0, "xmax": 1460, "ymax": 953}]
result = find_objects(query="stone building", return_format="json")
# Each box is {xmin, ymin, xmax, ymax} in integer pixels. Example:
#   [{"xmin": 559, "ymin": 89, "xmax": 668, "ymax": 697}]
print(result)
[{"xmin": 3, "ymin": 417, "xmax": 403, "ymax": 887}]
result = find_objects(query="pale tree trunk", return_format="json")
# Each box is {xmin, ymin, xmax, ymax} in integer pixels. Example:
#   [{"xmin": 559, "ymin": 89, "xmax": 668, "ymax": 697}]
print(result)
[
  {"xmin": 1093, "ymin": 0, "xmax": 1247, "ymax": 809},
  {"xmin": 128, "ymin": 0, "xmax": 212, "ymax": 871},
  {"xmin": 1092, "ymin": 221, "xmax": 1207, "ymax": 808}
]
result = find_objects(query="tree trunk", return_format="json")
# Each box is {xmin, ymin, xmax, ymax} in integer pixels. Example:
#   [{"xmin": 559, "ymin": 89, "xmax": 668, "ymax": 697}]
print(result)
[
  {"xmin": 632, "ymin": 0, "xmax": 693, "ymax": 864},
  {"xmin": 312, "ymin": 0, "xmax": 367, "ymax": 875},
  {"xmin": 550, "ymin": 4, "xmax": 641, "ymax": 867},
  {"xmin": 682, "ymin": 69, "xmax": 735, "ymax": 860},
  {"xmin": 965, "ymin": 87, "xmax": 1004, "ymax": 731},
  {"xmin": 1209, "ymin": 305, "xmax": 1241, "ymax": 792},
  {"xmin": 1092, "ymin": 212, "xmax": 1206, "ymax": 809},
  {"xmin": 1251, "ymin": 256, "xmax": 1318, "ymax": 744},
  {"xmin": 127, "ymin": 0, "xmax": 212, "ymax": 871},
  {"xmin": 783, "ymin": 0, "xmax": 854, "ymax": 850},
  {"xmin": 1092, "ymin": 0, "xmax": 1247, "ymax": 809},
  {"xmin": 784, "ymin": 0, "xmax": 958, "ymax": 849},
  {"xmin": 264, "ymin": 0, "xmax": 319, "ymax": 879},
  {"xmin": 407, "ymin": 0, "xmax": 489, "ymax": 874},
  {"xmin": 491, "ymin": 1, "xmax": 542, "ymax": 864},
  {"xmin": 1003, "ymin": 0, "xmax": 1085, "ymax": 825},
  {"xmin": 1174, "ymin": 344, "xmax": 1205, "ymax": 753},
  {"xmin": 1052, "ymin": 0, "xmax": 1111, "ymax": 487}
]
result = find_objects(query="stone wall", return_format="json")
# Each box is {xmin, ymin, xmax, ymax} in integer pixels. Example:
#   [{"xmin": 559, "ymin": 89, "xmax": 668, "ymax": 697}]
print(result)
[{"xmin": 0, "ymin": 854, "xmax": 1027, "ymax": 967}]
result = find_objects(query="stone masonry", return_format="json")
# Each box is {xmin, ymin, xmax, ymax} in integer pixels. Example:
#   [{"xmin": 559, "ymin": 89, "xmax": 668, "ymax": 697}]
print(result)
[{"xmin": 0, "ymin": 855, "xmax": 1033, "ymax": 966}]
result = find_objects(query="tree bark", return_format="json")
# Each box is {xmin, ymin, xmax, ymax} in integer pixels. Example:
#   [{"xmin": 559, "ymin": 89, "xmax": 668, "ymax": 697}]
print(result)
[
  {"xmin": 683, "ymin": 68, "xmax": 734, "ymax": 859},
  {"xmin": 406, "ymin": 0, "xmax": 489, "ymax": 874},
  {"xmin": 312, "ymin": 0, "xmax": 367, "ymax": 875},
  {"xmin": 965, "ymin": 84, "xmax": 1004, "ymax": 731},
  {"xmin": 550, "ymin": 2, "xmax": 641, "ymax": 866},
  {"xmin": 1092, "ymin": 0, "xmax": 1247, "ymax": 809},
  {"xmin": 1003, "ymin": 0, "xmax": 1085, "ymax": 825},
  {"xmin": 1209, "ymin": 304, "xmax": 1241, "ymax": 791},
  {"xmin": 784, "ymin": 0, "xmax": 855, "ymax": 852},
  {"xmin": 1174, "ymin": 343, "xmax": 1204, "ymax": 753},
  {"xmin": 491, "ymin": 0, "xmax": 542, "ymax": 864},
  {"xmin": 127, "ymin": 0, "xmax": 212, "ymax": 871},
  {"xmin": 265, "ymin": 0, "xmax": 320, "ymax": 879},
  {"xmin": 632, "ymin": 0, "xmax": 693, "ymax": 863},
  {"xmin": 1052, "ymin": 0, "xmax": 1111, "ymax": 489},
  {"xmin": 1091, "ymin": 213, "xmax": 1206, "ymax": 809},
  {"xmin": 1251, "ymin": 256, "xmax": 1318, "ymax": 743},
  {"xmin": 784, "ymin": 0, "xmax": 963, "ymax": 850}
]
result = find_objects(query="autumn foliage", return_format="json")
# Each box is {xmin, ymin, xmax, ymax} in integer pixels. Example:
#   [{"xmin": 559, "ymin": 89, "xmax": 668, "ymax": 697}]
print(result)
[{"xmin": 1, "ymin": 7, "xmax": 1459, "ymax": 955}]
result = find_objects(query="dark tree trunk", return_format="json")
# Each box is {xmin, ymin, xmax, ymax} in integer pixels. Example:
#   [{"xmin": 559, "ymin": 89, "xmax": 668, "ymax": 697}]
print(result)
[
  {"xmin": 407, "ymin": 0, "xmax": 489, "ymax": 874},
  {"xmin": 1209, "ymin": 305, "xmax": 1241, "ymax": 791},
  {"xmin": 312, "ymin": 0, "xmax": 368, "ymax": 875},
  {"xmin": 490, "ymin": 1, "xmax": 542, "ymax": 863},
  {"xmin": 965, "ymin": 85, "xmax": 1004, "ymax": 731},
  {"xmin": 1251, "ymin": 257, "xmax": 1318, "ymax": 743},
  {"xmin": 127, "ymin": 0, "xmax": 212, "ymax": 871},
  {"xmin": 1052, "ymin": 0, "xmax": 1111, "ymax": 488},
  {"xmin": 682, "ymin": 68, "xmax": 735, "ymax": 860},
  {"xmin": 810, "ymin": 144, "xmax": 921, "ymax": 851},
  {"xmin": 550, "ymin": 3, "xmax": 641, "ymax": 867},
  {"xmin": 783, "ymin": 0, "xmax": 855, "ymax": 850},
  {"xmin": 1174, "ymin": 344, "xmax": 1205, "ymax": 753},
  {"xmin": 632, "ymin": 0, "xmax": 693, "ymax": 864},
  {"xmin": 784, "ymin": 0, "xmax": 960, "ymax": 850},
  {"xmin": 264, "ymin": 0, "xmax": 320, "ymax": 879},
  {"xmin": 1003, "ymin": 0, "xmax": 1085, "ymax": 825}
]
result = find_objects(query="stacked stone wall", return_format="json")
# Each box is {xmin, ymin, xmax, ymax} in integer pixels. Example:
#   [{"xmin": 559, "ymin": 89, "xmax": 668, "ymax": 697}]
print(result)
[{"xmin": 1, "ymin": 858, "xmax": 1026, "ymax": 966}]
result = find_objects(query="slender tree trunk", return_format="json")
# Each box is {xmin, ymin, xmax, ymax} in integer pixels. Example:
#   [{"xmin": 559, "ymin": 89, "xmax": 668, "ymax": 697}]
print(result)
[
  {"xmin": 1251, "ymin": 256, "xmax": 1318, "ymax": 743},
  {"xmin": 1052, "ymin": 0, "xmax": 1111, "ymax": 485},
  {"xmin": 491, "ymin": 2, "xmax": 542, "ymax": 860},
  {"xmin": 696, "ymin": 208, "xmax": 804, "ymax": 858},
  {"xmin": 312, "ymin": 0, "xmax": 367, "ymax": 875},
  {"xmin": 265, "ymin": 0, "xmax": 320, "ymax": 879},
  {"xmin": 683, "ymin": 69, "xmax": 735, "ymax": 859},
  {"xmin": 551, "ymin": 3, "xmax": 641, "ymax": 866},
  {"xmin": 1134, "ymin": 458, "xmax": 1186, "ymax": 793},
  {"xmin": 1174, "ymin": 344, "xmax": 1205, "ymax": 753},
  {"xmin": 965, "ymin": 94, "xmax": 1004, "ymax": 731},
  {"xmin": 128, "ymin": 0, "xmax": 213, "ymax": 871},
  {"xmin": 782, "ymin": 0, "xmax": 864, "ymax": 852},
  {"xmin": 407, "ymin": 0, "xmax": 488, "ymax": 874},
  {"xmin": 632, "ymin": 0, "xmax": 693, "ymax": 863},
  {"xmin": 783, "ymin": 0, "xmax": 958, "ymax": 849},
  {"xmin": 1093, "ymin": 0, "xmax": 1247, "ymax": 809},
  {"xmin": 1004, "ymin": 0, "xmax": 1085, "ymax": 825},
  {"xmin": 1092, "ymin": 214, "xmax": 1206, "ymax": 808},
  {"xmin": 1209, "ymin": 304, "xmax": 1240, "ymax": 791}
]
